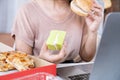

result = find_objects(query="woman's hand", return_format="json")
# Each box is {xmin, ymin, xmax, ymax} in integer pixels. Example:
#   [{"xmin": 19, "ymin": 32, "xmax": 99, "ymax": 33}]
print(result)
[
  {"xmin": 39, "ymin": 42, "xmax": 67, "ymax": 63},
  {"xmin": 85, "ymin": 1, "xmax": 103, "ymax": 33},
  {"xmin": 80, "ymin": 1, "xmax": 103, "ymax": 61}
]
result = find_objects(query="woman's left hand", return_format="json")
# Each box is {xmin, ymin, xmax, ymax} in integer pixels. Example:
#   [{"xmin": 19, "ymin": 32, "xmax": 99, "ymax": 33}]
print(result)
[{"xmin": 85, "ymin": 1, "xmax": 103, "ymax": 33}]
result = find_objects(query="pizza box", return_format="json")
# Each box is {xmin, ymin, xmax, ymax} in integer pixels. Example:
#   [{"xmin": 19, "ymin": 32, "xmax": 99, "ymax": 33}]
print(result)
[{"xmin": 0, "ymin": 42, "xmax": 56, "ymax": 80}]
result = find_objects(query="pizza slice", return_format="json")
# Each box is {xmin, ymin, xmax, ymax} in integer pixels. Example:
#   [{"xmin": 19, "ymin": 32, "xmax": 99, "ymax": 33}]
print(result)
[
  {"xmin": 6, "ymin": 51, "xmax": 35, "ymax": 71},
  {"xmin": 0, "ymin": 52, "xmax": 15, "ymax": 72}
]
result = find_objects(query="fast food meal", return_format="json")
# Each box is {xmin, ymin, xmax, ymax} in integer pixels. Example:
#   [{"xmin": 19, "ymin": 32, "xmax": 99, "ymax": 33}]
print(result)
[
  {"xmin": 0, "ymin": 52, "xmax": 15, "ymax": 72},
  {"xmin": 46, "ymin": 30, "xmax": 66, "ymax": 50},
  {"xmin": 70, "ymin": 0, "xmax": 93, "ymax": 16},
  {"xmin": 103, "ymin": 0, "xmax": 112, "ymax": 9},
  {"xmin": 0, "ymin": 51, "xmax": 35, "ymax": 72}
]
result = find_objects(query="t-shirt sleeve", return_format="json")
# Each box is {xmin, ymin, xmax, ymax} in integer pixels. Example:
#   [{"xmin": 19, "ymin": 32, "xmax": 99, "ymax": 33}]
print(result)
[{"xmin": 11, "ymin": 7, "xmax": 34, "ymax": 47}]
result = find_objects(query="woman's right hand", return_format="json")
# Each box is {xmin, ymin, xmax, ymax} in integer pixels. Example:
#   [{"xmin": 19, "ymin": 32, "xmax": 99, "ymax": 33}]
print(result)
[{"xmin": 39, "ymin": 42, "xmax": 67, "ymax": 63}]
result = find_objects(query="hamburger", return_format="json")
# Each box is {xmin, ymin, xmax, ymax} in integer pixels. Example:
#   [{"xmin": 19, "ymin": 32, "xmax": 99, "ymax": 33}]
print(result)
[
  {"xmin": 70, "ymin": 0, "xmax": 93, "ymax": 16},
  {"xmin": 103, "ymin": 0, "xmax": 112, "ymax": 9}
]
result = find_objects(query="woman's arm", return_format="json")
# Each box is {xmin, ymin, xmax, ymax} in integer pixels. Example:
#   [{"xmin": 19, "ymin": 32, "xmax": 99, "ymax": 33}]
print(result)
[
  {"xmin": 12, "ymin": 6, "xmax": 35, "ymax": 55},
  {"xmin": 15, "ymin": 37, "xmax": 33, "ymax": 55},
  {"xmin": 80, "ymin": 26, "xmax": 97, "ymax": 62},
  {"xmin": 80, "ymin": 1, "xmax": 103, "ymax": 62}
]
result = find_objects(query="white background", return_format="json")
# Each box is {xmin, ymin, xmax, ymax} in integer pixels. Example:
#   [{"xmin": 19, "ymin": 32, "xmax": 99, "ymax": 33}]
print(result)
[{"xmin": 0, "ymin": 0, "xmax": 29, "ymax": 33}]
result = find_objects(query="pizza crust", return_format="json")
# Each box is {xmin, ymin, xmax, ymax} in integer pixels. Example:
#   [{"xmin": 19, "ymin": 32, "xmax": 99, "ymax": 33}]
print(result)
[
  {"xmin": 0, "ymin": 51, "xmax": 35, "ymax": 72},
  {"xmin": 0, "ymin": 52, "xmax": 15, "ymax": 72}
]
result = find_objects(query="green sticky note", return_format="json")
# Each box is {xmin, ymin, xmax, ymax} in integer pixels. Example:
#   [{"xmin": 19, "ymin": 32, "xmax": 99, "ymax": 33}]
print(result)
[{"xmin": 46, "ymin": 30, "xmax": 66, "ymax": 50}]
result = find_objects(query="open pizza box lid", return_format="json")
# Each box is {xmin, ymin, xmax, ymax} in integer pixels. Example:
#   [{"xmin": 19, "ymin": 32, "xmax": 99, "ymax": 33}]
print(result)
[{"xmin": 0, "ymin": 42, "xmax": 56, "ymax": 79}]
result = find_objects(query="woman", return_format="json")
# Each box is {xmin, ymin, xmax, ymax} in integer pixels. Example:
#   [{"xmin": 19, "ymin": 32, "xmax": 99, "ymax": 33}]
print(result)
[{"xmin": 12, "ymin": 0, "xmax": 103, "ymax": 63}]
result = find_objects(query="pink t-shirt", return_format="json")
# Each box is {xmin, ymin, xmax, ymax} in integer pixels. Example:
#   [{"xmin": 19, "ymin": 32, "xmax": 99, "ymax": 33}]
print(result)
[{"xmin": 12, "ymin": 1, "xmax": 85, "ymax": 60}]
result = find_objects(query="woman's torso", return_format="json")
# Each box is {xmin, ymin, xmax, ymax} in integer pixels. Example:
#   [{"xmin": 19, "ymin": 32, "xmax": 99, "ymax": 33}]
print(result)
[{"xmin": 24, "ymin": 1, "xmax": 85, "ymax": 60}]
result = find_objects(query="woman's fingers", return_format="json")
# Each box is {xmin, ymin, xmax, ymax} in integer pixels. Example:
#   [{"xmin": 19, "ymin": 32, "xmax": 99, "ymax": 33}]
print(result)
[
  {"xmin": 88, "ymin": 2, "xmax": 102, "ymax": 20},
  {"xmin": 39, "ymin": 42, "xmax": 48, "ymax": 59},
  {"xmin": 39, "ymin": 42, "xmax": 67, "ymax": 63},
  {"xmin": 59, "ymin": 43, "xmax": 67, "ymax": 58},
  {"xmin": 92, "ymin": 1, "xmax": 103, "ymax": 16},
  {"xmin": 91, "ymin": 7, "xmax": 102, "ymax": 16},
  {"xmin": 85, "ymin": 1, "xmax": 103, "ymax": 32},
  {"xmin": 93, "ymin": 2, "xmax": 103, "ymax": 9},
  {"xmin": 41, "ymin": 42, "xmax": 48, "ymax": 51},
  {"xmin": 48, "ymin": 43, "xmax": 67, "ymax": 63}
]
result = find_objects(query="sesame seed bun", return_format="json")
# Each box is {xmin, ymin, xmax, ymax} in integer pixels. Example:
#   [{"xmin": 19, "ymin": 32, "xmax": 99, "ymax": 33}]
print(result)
[{"xmin": 70, "ymin": 0, "xmax": 93, "ymax": 16}]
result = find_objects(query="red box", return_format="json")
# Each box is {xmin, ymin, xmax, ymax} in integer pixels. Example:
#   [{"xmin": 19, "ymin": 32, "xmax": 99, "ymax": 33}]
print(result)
[
  {"xmin": 0, "ymin": 64, "xmax": 56, "ymax": 80},
  {"xmin": 0, "ymin": 43, "xmax": 56, "ymax": 80}
]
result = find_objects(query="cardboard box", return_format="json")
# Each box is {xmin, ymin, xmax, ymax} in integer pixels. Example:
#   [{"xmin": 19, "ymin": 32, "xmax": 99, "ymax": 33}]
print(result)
[
  {"xmin": 0, "ymin": 42, "xmax": 56, "ymax": 80},
  {"xmin": 46, "ymin": 30, "xmax": 66, "ymax": 50}
]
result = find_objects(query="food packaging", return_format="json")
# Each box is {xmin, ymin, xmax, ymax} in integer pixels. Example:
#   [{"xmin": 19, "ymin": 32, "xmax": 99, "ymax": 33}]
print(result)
[
  {"xmin": 46, "ymin": 30, "xmax": 66, "ymax": 50},
  {"xmin": 0, "ymin": 42, "xmax": 56, "ymax": 80}
]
